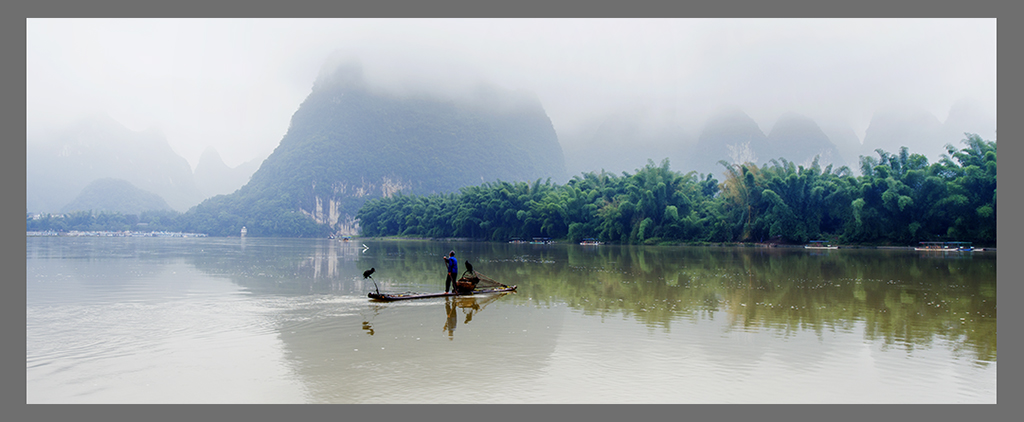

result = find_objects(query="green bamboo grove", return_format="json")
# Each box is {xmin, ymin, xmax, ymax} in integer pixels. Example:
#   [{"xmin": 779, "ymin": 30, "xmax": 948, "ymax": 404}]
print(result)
[{"xmin": 357, "ymin": 134, "xmax": 996, "ymax": 246}]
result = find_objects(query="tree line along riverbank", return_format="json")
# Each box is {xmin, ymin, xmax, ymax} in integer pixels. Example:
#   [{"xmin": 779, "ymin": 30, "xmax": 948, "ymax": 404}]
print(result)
[{"xmin": 27, "ymin": 136, "xmax": 995, "ymax": 248}]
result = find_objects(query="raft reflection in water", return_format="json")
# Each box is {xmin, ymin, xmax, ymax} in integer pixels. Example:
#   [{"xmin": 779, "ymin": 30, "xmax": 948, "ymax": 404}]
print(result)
[{"xmin": 443, "ymin": 293, "xmax": 510, "ymax": 339}]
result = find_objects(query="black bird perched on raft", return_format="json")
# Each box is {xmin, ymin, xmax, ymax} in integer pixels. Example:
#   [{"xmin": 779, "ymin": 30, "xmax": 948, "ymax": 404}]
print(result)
[
  {"xmin": 363, "ymin": 267, "xmax": 378, "ymax": 294},
  {"xmin": 465, "ymin": 261, "xmax": 474, "ymax": 275}
]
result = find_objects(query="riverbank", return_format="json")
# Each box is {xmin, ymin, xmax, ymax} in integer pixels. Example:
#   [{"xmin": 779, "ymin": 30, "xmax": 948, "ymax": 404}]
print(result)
[
  {"xmin": 351, "ymin": 236, "xmax": 996, "ymax": 252},
  {"xmin": 27, "ymin": 230, "xmax": 208, "ymax": 238}
]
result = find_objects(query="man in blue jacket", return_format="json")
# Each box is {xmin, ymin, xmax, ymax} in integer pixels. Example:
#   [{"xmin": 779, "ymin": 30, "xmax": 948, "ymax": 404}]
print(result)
[{"xmin": 444, "ymin": 250, "xmax": 458, "ymax": 293}]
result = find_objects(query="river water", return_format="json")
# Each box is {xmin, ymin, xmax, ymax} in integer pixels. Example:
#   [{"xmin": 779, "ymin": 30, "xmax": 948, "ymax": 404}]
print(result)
[{"xmin": 25, "ymin": 237, "xmax": 996, "ymax": 403}]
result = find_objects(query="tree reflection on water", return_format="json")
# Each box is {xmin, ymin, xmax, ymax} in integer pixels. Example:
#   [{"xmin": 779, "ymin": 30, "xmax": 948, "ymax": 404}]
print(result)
[
  {"xmin": 517, "ymin": 244, "xmax": 996, "ymax": 364},
  {"xmin": 193, "ymin": 239, "xmax": 995, "ymax": 365}
]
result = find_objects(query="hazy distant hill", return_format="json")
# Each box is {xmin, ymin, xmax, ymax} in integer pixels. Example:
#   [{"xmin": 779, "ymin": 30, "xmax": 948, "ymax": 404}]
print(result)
[
  {"xmin": 684, "ymin": 109, "xmax": 771, "ymax": 177},
  {"xmin": 557, "ymin": 100, "xmax": 992, "ymax": 183},
  {"xmin": 818, "ymin": 120, "xmax": 864, "ymax": 171},
  {"xmin": 182, "ymin": 59, "xmax": 567, "ymax": 237},
  {"xmin": 193, "ymin": 147, "xmax": 266, "ymax": 198},
  {"xmin": 861, "ymin": 107, "xmax": 946, "ymax": 163},
  {"xmin": 940, "ymin": 98, "xmax": 996, "ymax": 149},
  {"xmin": 60, "ymin": 178, "xmax": 173, "ymax": 214},
  {"xmin": 26, "ymin": 114, "xmax": 205, "ymax": 213},
  {"xmin": 765, "ymin": 113, "xmax": 846, "ymax": 169},
  {"xmin": 561, "ymin": 113, "xmax": 694, "ymax": 178}
]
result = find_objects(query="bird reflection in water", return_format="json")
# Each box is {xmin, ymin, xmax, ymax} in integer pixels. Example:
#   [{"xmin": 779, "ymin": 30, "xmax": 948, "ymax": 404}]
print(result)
[{"xmin": 361, "ymin": 304, "xmax": 384, "ymax": 336}]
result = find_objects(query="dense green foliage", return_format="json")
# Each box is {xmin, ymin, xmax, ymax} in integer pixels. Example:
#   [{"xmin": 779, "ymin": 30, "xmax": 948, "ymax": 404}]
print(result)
[
  {"xmin": 358, "ymin": 135, "xmax": 996, "ymax": 246},
  {"xmin": 27, "ymin": 209, "xmax": 183, "ymax": 233},
  {"xmin": 175, "ymin": 183, "xmax": 328, "ymax": 238},
  {"xmin": 28, "ymin": 135, "xmax": 995, "ymax": 246}
]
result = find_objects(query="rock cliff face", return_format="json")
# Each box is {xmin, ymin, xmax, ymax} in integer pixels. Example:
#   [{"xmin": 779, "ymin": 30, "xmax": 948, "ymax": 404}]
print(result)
[{"xmin": 185, "ymin": 58, "xmax": 566, "ymax": 236}]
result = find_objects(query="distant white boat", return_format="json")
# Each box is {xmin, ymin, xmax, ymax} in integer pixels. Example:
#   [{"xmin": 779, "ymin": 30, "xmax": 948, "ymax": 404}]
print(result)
[
  {"xmin": 805, "ymin": 241, "xmax": 838, "ymax": 250},
  {"xmin": 916, "ymin": 241, "xmax": 972, "ymax": 251}
]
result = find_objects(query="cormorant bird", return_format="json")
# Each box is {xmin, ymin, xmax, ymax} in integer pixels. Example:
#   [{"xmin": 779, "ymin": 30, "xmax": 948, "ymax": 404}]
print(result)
[
  {"xmin": 465, "ymin": 261, "xmax": 474, "ymax": 275},
  {"xmin": 363, "ymin": 267, "xmax": 378, "ymax": 294}
]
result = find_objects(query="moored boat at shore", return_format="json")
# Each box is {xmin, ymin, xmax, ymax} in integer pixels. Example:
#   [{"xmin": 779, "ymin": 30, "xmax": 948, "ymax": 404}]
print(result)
[
  {"xmin": 805, "ymin": 240, "xmax": 838, "ymax": 249},
  {"xmin": 915, "ymin": 241, "xmax": 974, "ymax": 251}
]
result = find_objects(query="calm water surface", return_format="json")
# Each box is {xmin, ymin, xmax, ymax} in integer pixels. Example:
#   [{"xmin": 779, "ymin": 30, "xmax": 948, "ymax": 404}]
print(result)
[{"xmin": 26, "ymin": 237, "xmax": 996, "ymax": 403}]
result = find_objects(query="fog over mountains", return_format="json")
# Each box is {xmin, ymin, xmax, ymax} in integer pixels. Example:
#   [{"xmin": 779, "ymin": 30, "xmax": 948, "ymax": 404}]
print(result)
[
  {"xmin": 27, "ymin": 114, "xmax": 201, "ymax": 213},
  {"xmin": 180, "ymin": 58, "xmax": 568, "ymax": 236},
  {"xmin": 60, "ymin": 178, "xmax": 173, "ymax": 215},
  {"xmin": 194, "ymin": 147, "xmax": 266, "ymax": 199},
  {"xmin": 26, "ymin": 19, "xmax": 995, "ymax": 224},
  {"xmin": 26, "ymin": 115, "xmax": 267, "ymax": 214},
  {"xmin": 26, "ymin": 84, "xmax": 994, "ymax": 218},
  {"xmin": 563, "ymin": 99, "xmax": 993, "ymax": 178}
]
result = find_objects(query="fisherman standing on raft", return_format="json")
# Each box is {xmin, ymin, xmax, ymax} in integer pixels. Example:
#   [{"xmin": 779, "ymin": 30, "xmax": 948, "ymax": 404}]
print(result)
[{"xmin": 443, "ymin": 250, "xmax": 458, "ymax": 293}]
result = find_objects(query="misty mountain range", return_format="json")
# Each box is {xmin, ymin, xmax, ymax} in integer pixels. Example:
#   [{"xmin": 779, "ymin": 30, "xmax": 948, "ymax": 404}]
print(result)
[
  {"xmin": 26, "ymin": 58, "xmax": 994, "ymax": 235},
  {"xmin": 193, "ymin": 147, "xmax": 265, "ymax": 200},
  {"xmin": 563, "ymin": 99, "xmax": 994, "ymax": 178},
  {"xmin": 26, "ymin": 114, "xmax": 267, "ymax": 214}
]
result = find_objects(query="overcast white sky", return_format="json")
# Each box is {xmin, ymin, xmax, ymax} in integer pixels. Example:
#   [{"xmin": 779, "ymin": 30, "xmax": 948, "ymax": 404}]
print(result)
[{"xmin": 26, "ymin": 18, "xmax": 996, "ymax": 169}]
